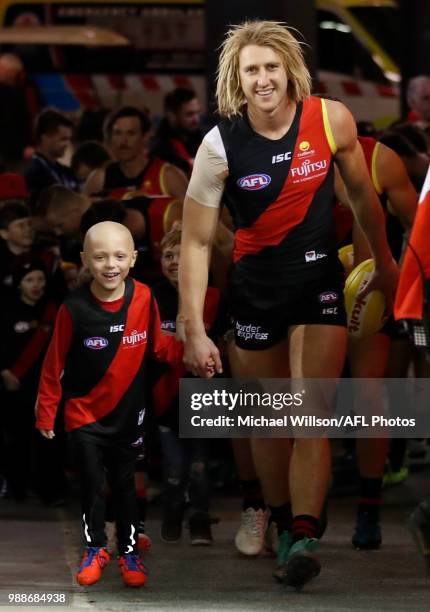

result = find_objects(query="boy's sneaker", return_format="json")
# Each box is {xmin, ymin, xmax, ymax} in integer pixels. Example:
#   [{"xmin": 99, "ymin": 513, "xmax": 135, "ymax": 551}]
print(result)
[
  {"xmin": 76, "ymin": 547, "xmax": 110, "ymax": 586},
  {"xmin": 235, "ymin": 508, "xmax": 269, "ymax": 556},
  {"xmin": 118, "ymin": 553, "xmax": 148, "ymax": 587},
  {"xmin": 279, "ymin": 537, "xmax": 320, "ymax": 590},
  {"xmin": 189, "ymin": 512, "xmax": 213, "ymax": 546},
  {"xmin": 137, "ymin": 521, "xmax": 152, "ymax": 551},
  {"xmin": 352, "ymin": 512, "xmax": 381, "ymax": 550},
  {"xmin": 273, "ymin": 531, "xmax": 292, "ymax": 582},
  {"xmin": 409, "ymin": 498, "xmax": 430, "ymax": 573}
]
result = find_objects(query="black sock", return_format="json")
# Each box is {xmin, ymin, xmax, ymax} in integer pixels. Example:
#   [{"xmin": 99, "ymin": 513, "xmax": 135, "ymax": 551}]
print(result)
[
  {"xmin": 137, "ymin": 494, "xmax": 147, "ymax": 531},
  {"xmin": 357, "ymin": 477, "xmax": 382, "ymax": 521},
  {"xmin": 291, "ymin": 514, "xmax": 319, "ymax": 542},
  {"xmin": 269, "ymin": 502, "xmax": 293, "ymax": 535},
  {"xmin": 239, "ymin": 478, "xmax": 266, "ymax": 512}
]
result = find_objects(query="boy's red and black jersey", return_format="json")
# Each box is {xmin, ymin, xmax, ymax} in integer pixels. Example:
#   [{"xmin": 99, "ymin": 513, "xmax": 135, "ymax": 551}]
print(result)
[
  {"xmin": 36, "ymin": 278, "xmax": 182, "ymax": 442},
  {"xmin": 151, "ymin": 279, "xmax": 224, "ymax": 425},
  {"xmin": 218, "ymin": 96, "xmax": 337, "ymax": 286}
]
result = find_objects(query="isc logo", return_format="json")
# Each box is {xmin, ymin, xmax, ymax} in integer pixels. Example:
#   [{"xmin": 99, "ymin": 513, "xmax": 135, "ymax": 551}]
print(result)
[
  {"xmin": 110, "ymin": 324, "xmax": 125, "ymax": 332},
  {"xmin": 271, "ymin": 151, "xmax": 292, "ymax": 164},
  {"xmin": 237, "ymin": 174, "xmax": 271, "ymax": 191},
  {"xmin": 84, "ymin": 337, "xmax": 109, "ymax": 350}
]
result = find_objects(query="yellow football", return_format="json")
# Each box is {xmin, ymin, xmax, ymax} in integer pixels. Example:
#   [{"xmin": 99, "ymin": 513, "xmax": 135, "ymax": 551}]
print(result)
[
  {"xmin": 344, "ymin": 259, "xmax": 385, "ymax": 339},
  {"xmin": 338, "ymin": 244, "xmax": 354, "ymax": 275}
]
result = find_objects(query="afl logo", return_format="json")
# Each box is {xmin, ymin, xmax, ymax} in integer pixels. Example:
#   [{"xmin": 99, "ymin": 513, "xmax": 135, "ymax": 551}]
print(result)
[
  {"xmin": 237, "ymin": 174, "xmax": 271, "ymax": 190},
  {"xmin": 319, "ymin": 291, "xmax": 338, "ymax": 304},
  {"xmin": 84, "ymin": 337, "xmax": 109, "ymax": 350},
  {"xmin": 299, "ymin": 140, "xmax": 310, "ymax": 152}
]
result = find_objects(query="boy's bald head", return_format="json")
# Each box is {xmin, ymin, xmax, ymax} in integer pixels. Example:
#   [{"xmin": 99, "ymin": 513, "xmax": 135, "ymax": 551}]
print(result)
[{"xmin": 83, "ymin": 221, "xmax": 134, "ymax": 254}]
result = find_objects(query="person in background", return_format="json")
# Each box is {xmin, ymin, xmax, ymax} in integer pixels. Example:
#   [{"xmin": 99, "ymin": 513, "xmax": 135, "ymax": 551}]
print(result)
[
  {"xmin": 71, "ymin": 141, "xmax": 111, "ymax": 189},
  {"xmin": 0, "ymin": 260, "xmax": 61, "ymax": 504},
  {"xmin": 152, "ymin": 227, "xmax": 226, "ymax": 545},
  {"xmin": 0, "ymin": 53, "xmax": 34, "ymax": 170},
  {"xmin": 151, "ymin": 88, "xmax": 203, "ymax": 177},
  {"xmin": 84, "ymin": 106, "xmax": 188, "ymax": 201},
  {"xmin": 406, "ymin": 75, "xmax": 430, "ymax": 149},
  {"xmin": 24, "ymin": 108, "xmax": 77, "ymax": 209}
]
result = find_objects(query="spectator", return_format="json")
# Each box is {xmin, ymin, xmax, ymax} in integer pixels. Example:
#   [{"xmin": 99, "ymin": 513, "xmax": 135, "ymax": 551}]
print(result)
[
  {"xmin": 35, "ymin": 185, "xmax": 90, "ymax": 238},
  {"xmin": 71, "ymin": 141, "xmax": 111, "ymax": 187},
  {"xmin": 24, "ymin": 108, "xmax": 77, "ymax": 208},
  {"xmin": 0, "ymin": 53, "xmax": 33, "ymax": 170},
  {"xmin": 406, "ymin": 75, "xmax": 430, "ymax": 148},
  {"xmin": 0, "ymin": 199, "xmax": 67, "ymax": 303},
  {"xmin": 0, "ymin": 172, "xmax": 29, "ymax": 203},
  {"xmin": 152, "ymin": 227, "xmax": 226, "ymax": 544},
  {"xmin": 0, "ymin": 260, "xmax": 59, "ymax": 503},
  {"xmin": 84, "ymin": 106, "xmax": 188, "ymax": 200},
  {"xmin": 151, "ymin": 88, "xmax": 203, "ymax": 176}
]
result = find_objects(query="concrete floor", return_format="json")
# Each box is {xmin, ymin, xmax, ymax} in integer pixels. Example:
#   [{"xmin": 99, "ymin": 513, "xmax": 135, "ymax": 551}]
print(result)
[{"xmin": 0, "ymin": 471, "xmax": 429, "ymax": 612}]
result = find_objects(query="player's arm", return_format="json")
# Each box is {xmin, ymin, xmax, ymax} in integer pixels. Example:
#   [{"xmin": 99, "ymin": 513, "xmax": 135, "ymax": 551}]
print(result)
[
  {"xmin": 35, "ymin": 304, "xmax": 72, "ymax": 439},
  {"xmin": 326, "ymin": 100, "xmax": 398, "ymax": 310},
  {"xmin": 178, "ymin": 138, "xmax": 227, "ymax": 377},
  {"xmin": 377, "ymin": 143, "xmax": 418, "ymax": 229}
]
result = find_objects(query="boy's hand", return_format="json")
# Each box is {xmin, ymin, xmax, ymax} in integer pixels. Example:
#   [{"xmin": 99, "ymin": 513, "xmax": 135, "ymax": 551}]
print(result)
[
  {"xmin": 1, "ymin": 369, "xmax": 20, "ymax": 391},
  {"xmin": 38, "ymin": 429, "xmax": 55, "ymax": 439}
]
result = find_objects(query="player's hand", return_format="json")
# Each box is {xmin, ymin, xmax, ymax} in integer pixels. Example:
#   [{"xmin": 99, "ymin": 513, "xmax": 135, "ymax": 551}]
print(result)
[
  {"xmin": 38, "ymin": 429, "xmax": 55, "ymax": 439},
  {"xmin": 1, "ymin": 369, "xmax": 20, "ymax": 391},
  {"xmin": 358, "ymin": 257, "xmax": 399, "ymax": 316},
  {"xmin": 183, "ymin": 332, "xmax": 223, "ymax": 378}
]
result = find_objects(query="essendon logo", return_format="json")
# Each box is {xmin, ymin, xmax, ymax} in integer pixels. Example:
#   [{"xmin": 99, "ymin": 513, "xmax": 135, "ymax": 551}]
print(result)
[
  {"xmin": 84, "ymin": 337, "xmax": 109, "ymax": 350},
  {"xmin": 237, "ymin": 174, "xmax": 271, "ymax": 190}
]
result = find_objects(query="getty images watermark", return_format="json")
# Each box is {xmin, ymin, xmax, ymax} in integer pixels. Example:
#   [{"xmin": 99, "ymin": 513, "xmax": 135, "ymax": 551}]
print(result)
[{"xmin": 179, "ymin": 378, "xmax": 429, "ymax": 438}]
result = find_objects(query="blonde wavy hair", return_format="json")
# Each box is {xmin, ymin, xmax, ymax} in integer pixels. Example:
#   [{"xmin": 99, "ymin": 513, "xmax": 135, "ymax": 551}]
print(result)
[{"xmin": 216, "ymin": 20, "xmax": 311, "ymax": 118}]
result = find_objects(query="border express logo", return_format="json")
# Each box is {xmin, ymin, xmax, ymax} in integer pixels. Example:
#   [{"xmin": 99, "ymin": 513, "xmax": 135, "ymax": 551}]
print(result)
[
  {"xmin": 84, "ymin": 337, "xmax": 109, "ymax": 349},
  {"xmin": 237, "ymin": 174, "xmax": 271, "ymax": 190}
]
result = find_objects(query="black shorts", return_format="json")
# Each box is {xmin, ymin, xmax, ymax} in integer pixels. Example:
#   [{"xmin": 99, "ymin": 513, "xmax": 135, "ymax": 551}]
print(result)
[{"xmin": 230, "ymin": 264, "xmax": 346, "ymax": 350}]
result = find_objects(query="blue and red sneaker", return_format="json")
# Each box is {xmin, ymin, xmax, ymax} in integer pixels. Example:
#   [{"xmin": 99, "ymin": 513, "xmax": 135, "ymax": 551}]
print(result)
[
  {"xmin": 118, "ymin": 553, "xmax": 148, "ymax": 587},
  {"xmin": 76, "ymin": 547, "xmax": 110, "ymax": 586}
]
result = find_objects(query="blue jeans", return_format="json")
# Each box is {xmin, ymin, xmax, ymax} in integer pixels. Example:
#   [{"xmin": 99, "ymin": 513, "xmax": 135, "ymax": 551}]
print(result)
[{"xmin": 158, "ymin": 426, "xmax": 210, "ymax": 515}]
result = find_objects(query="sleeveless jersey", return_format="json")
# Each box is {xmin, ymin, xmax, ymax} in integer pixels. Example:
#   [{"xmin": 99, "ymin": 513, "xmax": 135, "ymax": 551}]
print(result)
[
  {"xmin": 61, "ymin": 278, "xmax": 154, "ymax": 441},
  {"xmin": 218, "ymin": 96, "xmax": 337, "ymax": 286},
  {"xmin": 105, "ymin": 157, "xmax": 170, "ymax": 199}
]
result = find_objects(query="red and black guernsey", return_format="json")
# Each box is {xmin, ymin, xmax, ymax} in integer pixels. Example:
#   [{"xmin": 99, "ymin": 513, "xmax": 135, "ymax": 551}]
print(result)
[
  {"xmin": 219, "ymin": 96, "xmax": 336, "ymax": 286},
  {"xmin": 36, "ymin": 278, "xmax": 182, "ymax": 443},
  {"xmin": 151, "ymin": 279, "xmax": 223, "ymax": 426},
  {"xmin": 105, "ymin": 157, "xmax": 170, "ymax": 198}
]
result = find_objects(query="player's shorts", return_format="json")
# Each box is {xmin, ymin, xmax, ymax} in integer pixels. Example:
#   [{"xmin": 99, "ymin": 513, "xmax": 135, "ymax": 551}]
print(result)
[{"xmin": 229, "ymin": 261, "xmax": 346, "ymax": 351}]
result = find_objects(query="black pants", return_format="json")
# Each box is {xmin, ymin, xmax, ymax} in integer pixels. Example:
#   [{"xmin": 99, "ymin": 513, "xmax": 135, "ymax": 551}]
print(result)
[{"xmin": 71, "ymin": 432, "xmax": 138, "ymax": 555}]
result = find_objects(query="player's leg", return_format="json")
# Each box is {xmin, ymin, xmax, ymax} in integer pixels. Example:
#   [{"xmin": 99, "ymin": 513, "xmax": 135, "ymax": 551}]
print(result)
[
  {"xmin": 349, "ymin": 332, "xmax": 390, "ymax": 550},
  {"xmin": 279, "ymin": 323, "xmax": 347, "ymax": 589},
  {"xmin": 228, "ymin": 339, "xmax": 292, "ymax": 556}
]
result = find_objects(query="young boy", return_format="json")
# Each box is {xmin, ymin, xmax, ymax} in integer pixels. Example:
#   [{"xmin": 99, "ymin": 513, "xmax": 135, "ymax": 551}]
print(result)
[
  {"xmin": 152, "ymin": 227, "xmax": 226, "ymax": 544},
  {"xmin": 1, "ymin": 260, "xmax": 58, "ymax": 502},
  {"xmin": 0, "ymin": 200, "xmax": 66, "ymax": 303},
  {"xmin": 35, "ymin": 221, "xmax": 182, "ymax": 588}
]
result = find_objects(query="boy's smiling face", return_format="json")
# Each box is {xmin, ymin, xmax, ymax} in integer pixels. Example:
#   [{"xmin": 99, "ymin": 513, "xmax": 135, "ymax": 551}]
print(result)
[
  {"xmin": 161, "ymin": 243, "xmax": 180, "ymax": 288},
  {"xmin": 81, "ymin": 221, "xmax": 137, "ymax": 301}
]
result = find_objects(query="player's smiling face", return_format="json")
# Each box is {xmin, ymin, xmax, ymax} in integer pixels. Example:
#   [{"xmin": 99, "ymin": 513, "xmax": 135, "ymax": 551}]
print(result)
[{"xmin": 239, "ymin": 44, "xmax": 288, "ymax": 114}]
